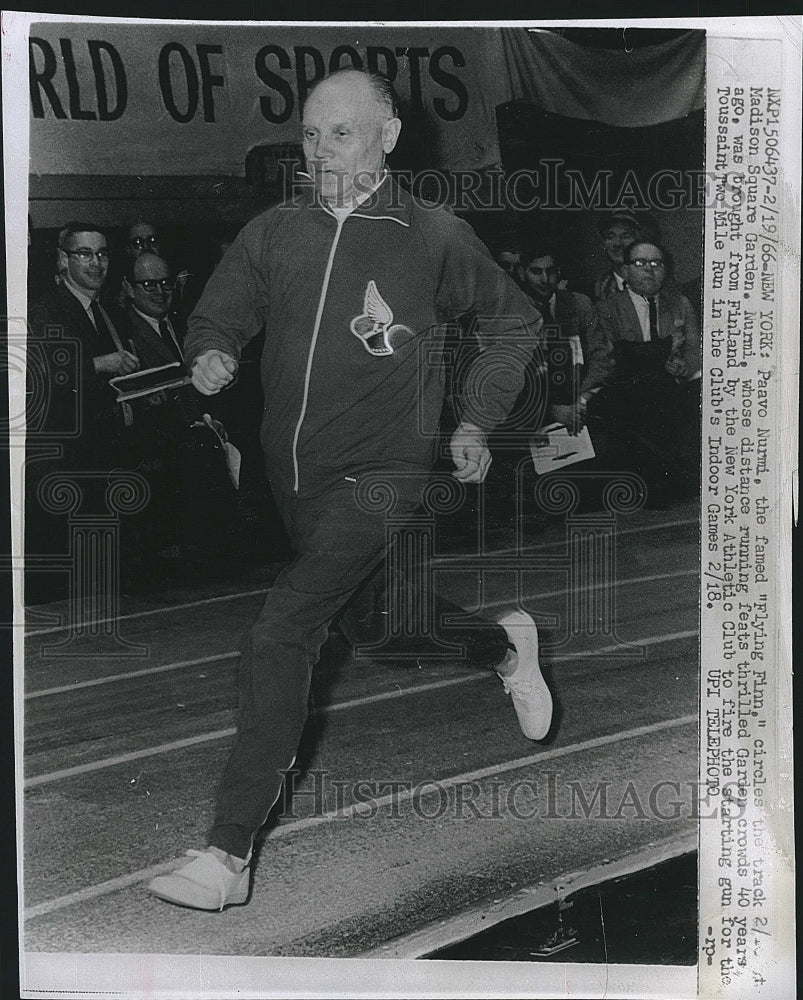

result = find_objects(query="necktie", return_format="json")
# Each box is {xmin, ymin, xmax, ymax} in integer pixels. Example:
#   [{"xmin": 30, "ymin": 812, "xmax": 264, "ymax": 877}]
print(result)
[
  {"xmin": 90, "ymin": 300, "xmax": 115, "ymax": 351},
  {"xmin": 89, "ymin": 299, "xmax": 105, "ymax": 334},
  {"xmin": 159, "ymin": 318, "xmax": 183, "ymax": 363},
  {"xmin": 647, "ymin": 296, "xmax": 658, "ymax": 341}
]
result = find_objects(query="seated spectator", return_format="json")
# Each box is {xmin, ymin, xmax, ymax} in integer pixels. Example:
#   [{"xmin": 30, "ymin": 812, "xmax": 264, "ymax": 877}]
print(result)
[
  {"xmin": 122, "ymin": 252, "xmax": 185, "ymax": 368},
  {"xmin": 110, "ymin": 221, "xmax": 162, "ymax": 309},
  {"xmin": 26, "ymin": 222, "xmax": 138, "ymax": 601},
  {"xmin": 593, "ymin": 210, "xmax": 640, "ymax": 300},
  {"xmin": 114, "ymin": 221, "xmax": 200, "ymax": 319},
  {"xmin": 125, "ymin": 221, "xmax": 162, "ymax": 260},
  {"xmin": 28, "ymin": 221, "xmax": 138, "ymax": 468},
  {"xmin": 594, "ymin": 241, "xmax": 701, "ymax": 506},
  {"xmin": 515, "ymin": 244, "xmax": 613, "ymax": 435},
  {"xmin": 119, "ymin": 252, "xmax": 243, "ymax": 578}
]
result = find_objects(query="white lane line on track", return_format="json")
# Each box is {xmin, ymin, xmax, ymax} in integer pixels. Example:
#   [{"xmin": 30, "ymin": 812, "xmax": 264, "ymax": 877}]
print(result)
[
  {"xmin": 23, "ymin": 713, "xmax": 697, "ymax": 921},
  {"xmin": 23, "ymin": 517, "xmax": 698, "ymax": 637},
  {"xmin": 26, "ymin": 568, "xmax": 698, "ymax": 698},
  {"xmin": 23, "ymin": 676, "xmax": 486, "ymax": 788},
  {"xmin": 24, "ymin": 628, "xmax": 699, "ymax": 789},
  {"xmin": 26, "ymin": 652, "xmax": 239, "ymax": 699}
]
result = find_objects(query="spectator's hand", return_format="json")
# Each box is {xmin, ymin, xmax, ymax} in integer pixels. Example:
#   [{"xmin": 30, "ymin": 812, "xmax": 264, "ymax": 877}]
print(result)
[
  {"xmin": 94, "ymin": 350, "xmax": 139, "ymax": 376},
  {"xmin": 191, "ymin": 349, "xmax": 238, "ymax": 395},
  {"xmin": 549, "ymin": 402, "xmax": 585, "ymax": 436},
  {"xmin": 450, "ymin": 419, "xmax": 492, "ymax": 483},
  {"xmin": 665, "ymin": 355, "xmax": 687, "ymax": 379}
]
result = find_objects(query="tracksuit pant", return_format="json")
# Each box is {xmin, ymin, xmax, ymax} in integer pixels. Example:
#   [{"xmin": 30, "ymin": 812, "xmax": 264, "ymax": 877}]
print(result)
[{"xmin": 209, "ymin": 480, "xmax": 509, "ymax": 859}]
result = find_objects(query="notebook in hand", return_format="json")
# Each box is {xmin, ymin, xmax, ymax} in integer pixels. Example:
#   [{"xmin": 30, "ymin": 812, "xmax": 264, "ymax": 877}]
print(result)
[
  {"xmin": 110, "ymin": 362, "xmax": 190, "ymax": 401},
  {"xmin": 529, "ymin": 423, "xmax": 595, "ymax": 475}
]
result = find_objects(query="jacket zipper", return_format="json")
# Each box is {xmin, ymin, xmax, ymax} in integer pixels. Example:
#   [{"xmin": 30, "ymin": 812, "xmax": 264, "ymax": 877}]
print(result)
[{"xmin": 291, "ymin": 215, "xmax": 345, "ymax": 493}]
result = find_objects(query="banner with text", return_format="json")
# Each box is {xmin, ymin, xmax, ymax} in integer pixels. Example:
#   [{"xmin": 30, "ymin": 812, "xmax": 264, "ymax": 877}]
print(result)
[{"xmin": 28, "ymin": 23, "xmax": 507, "ymax": 176}]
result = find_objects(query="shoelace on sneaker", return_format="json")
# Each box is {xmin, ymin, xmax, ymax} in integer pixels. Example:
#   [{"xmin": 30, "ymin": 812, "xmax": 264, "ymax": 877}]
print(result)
[
  {"xmin": 181, "ymin": 849, "xmax": 237, "ymax": 911},
  {"xmin": 500, "ymin": 673, "xmax": 537, "ymax": 697}
]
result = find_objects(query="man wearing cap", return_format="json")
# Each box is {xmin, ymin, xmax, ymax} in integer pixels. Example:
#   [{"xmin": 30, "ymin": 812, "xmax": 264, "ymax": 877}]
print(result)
[{"xmin": 593, "ymin": 210, "xmax": 641, "ymax": 301}]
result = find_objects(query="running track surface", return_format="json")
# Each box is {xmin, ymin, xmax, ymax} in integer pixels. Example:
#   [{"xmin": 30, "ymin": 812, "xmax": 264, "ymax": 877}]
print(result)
[{"xmin": 20, "ymin": 500, "xmax": 700, "ymax": 964}]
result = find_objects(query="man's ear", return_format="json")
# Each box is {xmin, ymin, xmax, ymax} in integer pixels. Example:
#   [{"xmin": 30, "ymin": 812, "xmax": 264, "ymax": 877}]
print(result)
[
  {"xmin": 122, "ymin": 277, "xmax": 134, "ymax": 300},
  {"xmin": 381, "ymin": 117, "xmax": 402, "ymax": 154}
]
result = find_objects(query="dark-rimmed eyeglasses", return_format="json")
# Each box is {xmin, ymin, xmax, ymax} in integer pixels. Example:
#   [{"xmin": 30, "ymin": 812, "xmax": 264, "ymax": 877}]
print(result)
[
  {"xmin": 129, "ymin": 235, "xmax": 159, "ymax": 249},
  {"xmin": 134, "ymin": 278, "xmax": 173, "ymax": 292},
  {"xmin": 65, "ymin": 248, "xmax": 110, "ymax": 262},
  {"xmin": 628, "ymin": 258, "xmax": 665, "ymax": 269}
]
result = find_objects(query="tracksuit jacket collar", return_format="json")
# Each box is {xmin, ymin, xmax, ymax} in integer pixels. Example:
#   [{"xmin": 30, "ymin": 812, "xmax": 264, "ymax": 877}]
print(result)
[{"xmin": 295, "ymin": 172, "xmax": 413, "ymax": 228}]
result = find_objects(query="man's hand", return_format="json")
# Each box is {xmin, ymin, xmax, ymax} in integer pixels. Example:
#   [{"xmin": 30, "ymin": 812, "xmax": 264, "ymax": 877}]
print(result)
[
  {"xmin": 549, "ymin": 402, "xmax": 586, "ymax": 436},
  {"xmin": 191, "ymin": 349, "xmax": 238, "ymax": 395},
  {"xmin": 450, "ymin": 419, "xmax": 492, "ymax": 483},
  {"xmin": 93, "ymin": 350, "xmax": 139, "ymax": 376}
]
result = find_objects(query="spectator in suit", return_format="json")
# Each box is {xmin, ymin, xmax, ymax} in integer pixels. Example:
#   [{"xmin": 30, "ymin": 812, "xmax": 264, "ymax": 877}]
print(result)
[
  {"xmin": 594, "ymin": 241, "xmax": 701, "ymax": 505},
  {"xmin": 26, "ymin": 222, "xmax": 138, "ymax": 600},
  {"xmin": 120, "ymin": 251, "xmax": 242, "ymax": 573},
  {"xmin": 515, "ymin": 245, "xmax": 613, "ymax": 436},
  {"xmin": 28, "ymin": 221, "xmax": 138, "ymax": 467},
  {"xmin": 110, "ymin": 221, "xmax": 163, "ymax": 307},
  {"xmin": 122, "ymin": 252, "xmax": 184, "ymax": 368},
  {"xmin": 593, "ymin": 210, "xmax": 640, "ymax": 301},
  {"xmin": 115, "ymin": 221, "xmax": 200, "ymax": 319}
]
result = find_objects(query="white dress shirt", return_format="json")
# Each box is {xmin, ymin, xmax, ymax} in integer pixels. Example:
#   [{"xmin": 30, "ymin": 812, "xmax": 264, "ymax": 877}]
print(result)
[
  {"xmin": 133, "ymin": 307, "xmax": 183, "ymax": 361},
  {"xmin": 626, "ymin": 287, "xmax": 657, "ymax": 342},
  {"xmin": 62, "ymin": 278, "xmax": 100, "ymax": 329}
]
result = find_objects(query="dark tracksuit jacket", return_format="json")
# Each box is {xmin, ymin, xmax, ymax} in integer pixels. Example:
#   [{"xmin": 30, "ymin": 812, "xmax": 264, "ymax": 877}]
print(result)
[
  {"xmin": 184, "ymin": 175, "xmax": 544, "ymax": 499},
  {"xmin": 183, "ymin": 176, "xmax": 545, "ymax": 857}
]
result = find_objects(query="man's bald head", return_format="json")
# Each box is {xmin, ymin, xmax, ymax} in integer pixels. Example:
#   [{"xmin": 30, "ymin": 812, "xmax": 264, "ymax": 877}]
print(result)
[
  {"xmin": 123, "ymin": 252, "xmax": 173, "ymax": 319},
  {"xmin": 301, "ymin": 70, "xmax": 402, "ymax": 206},
  {"xmin": 306, "ymin": 69, "xmax": 398, "ymax": 121}
]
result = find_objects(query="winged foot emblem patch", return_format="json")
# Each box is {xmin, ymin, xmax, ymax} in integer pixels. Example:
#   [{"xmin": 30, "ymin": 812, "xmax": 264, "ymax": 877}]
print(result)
[{"xmin": 350, "ymin": 280, "xmax": 396, "ymax": 356}]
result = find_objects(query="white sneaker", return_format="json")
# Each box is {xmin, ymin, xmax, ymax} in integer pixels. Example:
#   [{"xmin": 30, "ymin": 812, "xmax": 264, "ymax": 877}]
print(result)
[
  {"xmin": 496, "ymin": 610, "xmax": 553, "ymax": 740},
  {"xmin": 148, "ymin": 848, "xmax": 250, "ymax": 911}
]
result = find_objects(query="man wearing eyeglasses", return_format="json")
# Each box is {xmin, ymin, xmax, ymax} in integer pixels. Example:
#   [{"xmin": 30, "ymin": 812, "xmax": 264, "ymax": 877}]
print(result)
[
  {"xmin": 593, "ymin": 241, "xmax": 701, "ymax": 506},
  {"xmin": 119, "ymin": 251, "xmax": 236, "ymax": 566},
  {"xmin": 122, "ymin": 253, "xmax": 183, "ymax": 369},
  {"xmin": 125, "ymin": 222, "xmax": 162, "ymax": 261},
  {"xmin": 596, "ymin": 242, "xmax": 700, "ymax": 378},
  {"xmin": 28, "ymin": 221, "xmax": 139, "ymax": 461}
]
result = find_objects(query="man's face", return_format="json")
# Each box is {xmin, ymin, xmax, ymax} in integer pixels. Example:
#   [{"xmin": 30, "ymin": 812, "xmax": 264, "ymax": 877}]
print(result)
[
  {"xmin": 302, "ymin": 73, "xmax": 400, "ymax": 205},
  {"xmin": 519, "ymin": 255, "xmax": 560, "ymax": 305},
  {"xmin": 124, "ymin": 254, "xmax": 173, "ymax": 319},
  {"xmin": 59, "ymin": 231, "xmax": 108, "ymax": 294},
  {"xmin": 126, "ymin": 223, "xmax": 161, "ymax": 260},
  {"xmin": 622, "ymin": 242, "xmax": 666, "ymax": 296},
  {"xmin": 602, "ymin": 223, "xmax": 638, "ymax": 267}
]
